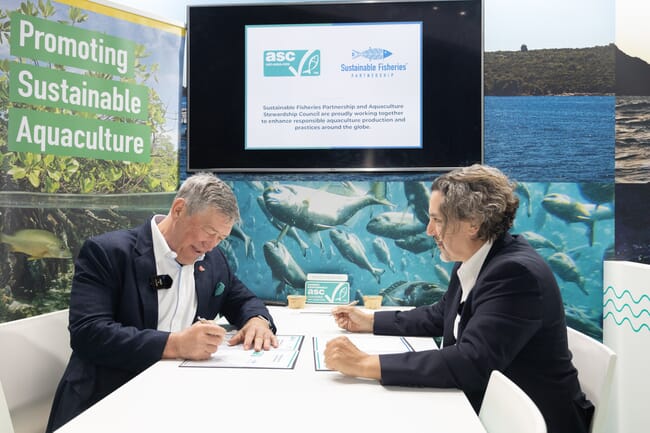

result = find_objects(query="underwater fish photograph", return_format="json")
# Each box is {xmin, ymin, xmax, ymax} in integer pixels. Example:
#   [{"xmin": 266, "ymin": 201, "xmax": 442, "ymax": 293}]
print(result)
[{"xmin": 224, "ymin": 178, "xmax": 611, "ymax": 340}]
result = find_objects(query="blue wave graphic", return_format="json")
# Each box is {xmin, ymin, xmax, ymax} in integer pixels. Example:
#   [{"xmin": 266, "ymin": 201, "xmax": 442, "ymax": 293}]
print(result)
[
  {"xmin": 603, "ymin": 312, "xmax": 650, "ymax": 333},
  {"xmin": 603, "ymin": 299, "xmax": 650, "ymax": 319},
  {"xmin": 603, "ymin": 286, "xmax": 650, "ymax": 333},
  {"xmin": 603, "ymin": 286, "xmax": 650, "ymax": 304}
]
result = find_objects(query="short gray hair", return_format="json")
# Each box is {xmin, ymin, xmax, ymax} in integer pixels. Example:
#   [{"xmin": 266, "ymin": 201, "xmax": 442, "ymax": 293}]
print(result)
[
  {"xmin": 431, "ymin": 164, "xmax": 519, "ymax": 241},
  {"xmin": 175, "ymin": 173, "xmax": 240, "ymax": 222}
]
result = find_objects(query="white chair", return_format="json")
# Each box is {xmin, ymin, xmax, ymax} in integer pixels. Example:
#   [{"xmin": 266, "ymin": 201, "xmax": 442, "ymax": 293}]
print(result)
[
  {"xmin": 0, "ymin": 309, "xmax": 71, "ymax": 433},
  {"xmin": 1, "ymin": 379, "xmax": 15, "ymax": 433},
  {"xmin": 479, "ymin": 370, "xmax": 547, "ymax": 433},
  {"xmin": 566, "ymin": 326, "xmax": 617, "ymax": 433}
]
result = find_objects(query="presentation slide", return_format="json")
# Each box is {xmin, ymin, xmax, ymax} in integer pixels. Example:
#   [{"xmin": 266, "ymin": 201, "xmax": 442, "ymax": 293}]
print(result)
[{"xmin": 245, "ymin": 22, "xmax": 422, "ymax": 150}]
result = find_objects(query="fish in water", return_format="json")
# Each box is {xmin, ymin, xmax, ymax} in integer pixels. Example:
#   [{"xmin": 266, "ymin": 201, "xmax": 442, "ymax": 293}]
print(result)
[
  {"xmin": 366, "ymin": 211, "xmax": 426, "ymax": 240},
  {"xmin": 434, "ymin": 264, "xmax": 451, "ymax": 286},
  {"xmin": 256, "ymin": 196, "xmax": 310, "ymax": 256},
  {"xmin": 217, "ymin": 239, "xmax": 239, "ymax": 272},
  {"xmin": 229, "ymin": 222, "xmax": 254, "ymax": 259},
  {"xmin": 520, "ymin": 231, "xmax": 561, "ymax": 252},
  {"xmin": 515, "ymin": 182, "xmax": 533, "ymax": 217},
  {"xmin": 404, "ymin": 181, "xmax": 431, "ymax": 225},
  {"xmin": 547, "ymin": 252, "xmax": 588, "ymax": 296},
  {"xmin": 372, "ymin": 237, "xmax": 396, "ymax": 273},
  {"xmin": 352, "ymin": 47, "xmax": 392, "ymax": 61},
  {"xmin": 262, "ymin": 182, "xmax": 392, "ymax": 234},
  {"xmin": 394, "ymin": 233, "xmax": 436, "ymax": 254},
  {"xmin": 0, "ymin": 229, "xmax": 71, "ymax": 259},
  {"xmin": 329, "ymin": 229, "xmax": 385, "ymax": 284},
  {"xmin": 564, "ymin": 303, "xmax": 602, "ymax": 340},
  {"xmin": 379, "ymin": 280, "xmax": 445, "ymax": 306},
  {"xmin": 262, "ymin": 240, "xmax": 307, "ymax": 298},
  {"xmin": 578, "ymin": 183, "xmax": 614, "ymax": 207},
  {"xmin": 541, "ymin": 193, "xmax": 607, "ymax": 246},
  {"xmin": 541, "ymin": 193, "xmax": 592, "ymax": 224}
]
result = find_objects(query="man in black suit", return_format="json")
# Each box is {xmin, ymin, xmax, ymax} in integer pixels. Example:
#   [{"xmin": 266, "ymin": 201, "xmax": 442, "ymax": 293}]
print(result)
[
  {"xmin": 324, "ymin": 164, "xmax": 593, "ymax": 433},
  {"xmin": 47, "ymin": 173, "xmax": 277, "ymax": 433}
]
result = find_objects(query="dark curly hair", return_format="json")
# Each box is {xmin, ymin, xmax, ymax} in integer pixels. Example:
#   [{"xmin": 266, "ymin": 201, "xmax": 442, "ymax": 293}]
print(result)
[{"xmin": 431, "ymin": 164, "xmax": 519, "ymax": 241}]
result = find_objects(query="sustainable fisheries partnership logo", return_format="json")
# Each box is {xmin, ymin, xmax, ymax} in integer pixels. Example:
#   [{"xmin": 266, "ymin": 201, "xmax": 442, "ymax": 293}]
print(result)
[
  {"xmin": 263, "ymin": 50, "xmax": 320, "ymax": 77},
  {"xmin": 343, "ymin": 47, "xmax": 407, "ymax": 78}
]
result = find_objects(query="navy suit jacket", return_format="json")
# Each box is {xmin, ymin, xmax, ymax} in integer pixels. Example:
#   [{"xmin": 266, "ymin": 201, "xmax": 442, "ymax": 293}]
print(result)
[
  {"xmin": 374, "ymin": 233, "xmax": 593, "ymax": 433},
  {"xmin": 46, "ymin": 218, "xmax": 275, "ymax": 432}
]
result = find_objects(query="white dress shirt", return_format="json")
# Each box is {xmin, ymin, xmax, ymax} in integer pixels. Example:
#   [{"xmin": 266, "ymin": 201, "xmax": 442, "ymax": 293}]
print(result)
[
  {"xmin": 150, "ymin": 215, "xmax": 201, "ymax": 332},
  {"xmin": 453, "ymin": 239, "xmax": 493, "ymax": 339}
]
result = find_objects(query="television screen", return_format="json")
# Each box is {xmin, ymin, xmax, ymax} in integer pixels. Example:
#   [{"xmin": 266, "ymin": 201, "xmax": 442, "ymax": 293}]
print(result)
[{"xmin": 187, "ymin": 0, "xmax": 483, "ymax": 172}]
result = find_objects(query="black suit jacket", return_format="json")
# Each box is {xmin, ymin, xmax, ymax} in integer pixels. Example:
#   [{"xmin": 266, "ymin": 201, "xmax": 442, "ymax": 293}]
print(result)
[
  {"xmin": 46, "ymin": 218, "xmax": 275, "ymax": 432},
  {"xmin": 375, "ymin": 233, "xmax": 593, "ymax": 433}
]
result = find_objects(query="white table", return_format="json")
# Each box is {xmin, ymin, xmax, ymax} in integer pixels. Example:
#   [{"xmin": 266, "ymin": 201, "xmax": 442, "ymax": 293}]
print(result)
[{"xmin": 55, "ymin": 306, "xmax": 486, "ymax": 433}]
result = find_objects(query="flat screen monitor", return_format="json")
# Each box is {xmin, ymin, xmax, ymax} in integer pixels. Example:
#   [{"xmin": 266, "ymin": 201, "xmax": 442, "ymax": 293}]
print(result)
[{"xmin": 187, "ymin": 0, "xmax": 483, "ymax": 172}]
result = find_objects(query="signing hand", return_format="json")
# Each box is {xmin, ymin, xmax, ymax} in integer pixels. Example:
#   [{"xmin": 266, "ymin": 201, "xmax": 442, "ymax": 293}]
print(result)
[
  {"xmin": 331, "ymin": 305, "xmax": 374, "ymax": 333},
  {"xmin": 323, "ymin": 336, "xmax": 381, "ymax": 379},
  {"xmin": 163, "ymin": 321, "xmax": 226, "ymax": 360},
  {"xmin": 228, "ymin": 316, "xmax": 278, "ymax": 351}
]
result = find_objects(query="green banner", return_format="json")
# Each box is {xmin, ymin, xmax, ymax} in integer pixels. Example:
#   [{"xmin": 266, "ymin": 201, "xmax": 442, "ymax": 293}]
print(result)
[
  {"xmin": 10, "ymin": 62, "xmax": 148, "ymax": 120},
  {"xmin": 10, "ymin": 12, "xmax": 135, "ymax": 77},
  {"xmin": 8, "ymin": 107, "xmax": 150, "ymax": 163}
]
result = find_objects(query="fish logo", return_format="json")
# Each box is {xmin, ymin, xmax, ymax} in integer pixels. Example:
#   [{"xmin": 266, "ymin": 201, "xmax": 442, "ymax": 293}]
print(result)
[{"xmin": 352, "ymin": 47, "xmax": 392, "ymax": 61}]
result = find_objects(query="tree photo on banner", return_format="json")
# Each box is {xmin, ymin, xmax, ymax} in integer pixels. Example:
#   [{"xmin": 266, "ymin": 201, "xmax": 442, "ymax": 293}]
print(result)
[{"xmin": 0, "ymin": 0, "xmax": 185, "ymax": 322}]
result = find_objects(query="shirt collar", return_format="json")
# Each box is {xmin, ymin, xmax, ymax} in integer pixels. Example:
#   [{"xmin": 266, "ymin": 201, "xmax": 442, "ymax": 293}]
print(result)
[
  {"xmin": 151, "ymin": 215, "xmax": 178, "ymax": 273},
  {"xmin": 457, "ymin": 239, "xmax": 493, "ymax": 303}
]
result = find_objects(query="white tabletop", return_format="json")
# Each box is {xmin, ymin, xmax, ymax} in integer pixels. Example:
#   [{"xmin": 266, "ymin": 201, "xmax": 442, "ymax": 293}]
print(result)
[{"xmin": 55, "ymin": 306, "xmax": 486, "ymax": 433}]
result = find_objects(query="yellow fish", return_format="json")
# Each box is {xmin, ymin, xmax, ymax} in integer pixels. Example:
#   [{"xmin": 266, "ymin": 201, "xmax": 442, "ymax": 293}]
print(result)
[{"xmin": 0, "ymin": 229, "xmax": 72, "ymax": 260}]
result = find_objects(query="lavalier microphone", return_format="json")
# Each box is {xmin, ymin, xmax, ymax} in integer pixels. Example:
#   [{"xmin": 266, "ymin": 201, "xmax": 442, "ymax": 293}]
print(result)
[{"xmin": 150, "ymin": 274, "xmax": 173, "ymax": 289}]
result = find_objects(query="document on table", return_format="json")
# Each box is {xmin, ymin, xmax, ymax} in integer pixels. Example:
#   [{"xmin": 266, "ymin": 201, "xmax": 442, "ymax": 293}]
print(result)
[
  {"xmin": 180, "ymin": 335, "xmax": 304, "ymax": 369},
  {"xmin": 312, "ymin": 335, "xmax": 415, "ymax": 371}
]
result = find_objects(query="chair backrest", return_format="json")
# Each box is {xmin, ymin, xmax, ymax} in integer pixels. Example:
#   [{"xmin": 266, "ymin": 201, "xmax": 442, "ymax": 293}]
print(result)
[
  {"xmin": 479, "ymin": 370, "xmax": 547, "ymax": 433},
  {"xmin": 1, "ymin": 379, "xmax": 15, "ymax": 433},
  {"xmin": 566, "ymin": 326, "xmax": 617, "ymax": 433},
  {"xmin": 0, "ymin": 309, "xmax": 71, "ymax": 433}
]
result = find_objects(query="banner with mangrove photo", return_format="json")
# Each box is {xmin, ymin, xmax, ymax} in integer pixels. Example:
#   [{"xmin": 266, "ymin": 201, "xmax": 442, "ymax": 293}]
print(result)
[{"xmin": 0, "ymin": 0, "xmax": 184, "ymax": 322}]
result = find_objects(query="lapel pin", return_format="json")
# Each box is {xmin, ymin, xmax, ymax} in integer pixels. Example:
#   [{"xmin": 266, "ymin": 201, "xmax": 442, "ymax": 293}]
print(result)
[{"xmin": 198, "ymin": 265, "xmax": 205, "ymax": 272}]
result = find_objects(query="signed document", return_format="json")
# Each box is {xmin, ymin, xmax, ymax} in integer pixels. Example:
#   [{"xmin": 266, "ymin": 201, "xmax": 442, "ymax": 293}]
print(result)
[{"xmin": 180, "ymin": 335, "xmax": 305, "ymax": 369}]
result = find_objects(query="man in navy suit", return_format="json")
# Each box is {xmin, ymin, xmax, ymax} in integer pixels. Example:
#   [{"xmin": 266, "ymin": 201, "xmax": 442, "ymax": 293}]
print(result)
[
  {"xmin": 324, "ymin": 165, "xmax": 593, "ymax": 433},
  {"xmin": 47, "ymin": 173, "xmax": 277, "ymax": 432}
]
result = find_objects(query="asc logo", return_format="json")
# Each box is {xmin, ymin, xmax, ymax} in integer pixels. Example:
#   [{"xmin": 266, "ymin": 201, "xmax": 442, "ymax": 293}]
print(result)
[{"xmin": 263, "ymin": 49, "xmax": 320, "ymax": 77}]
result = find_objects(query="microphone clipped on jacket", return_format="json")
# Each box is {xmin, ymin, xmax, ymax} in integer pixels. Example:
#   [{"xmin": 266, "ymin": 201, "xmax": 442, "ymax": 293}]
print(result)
[{"xmin": 150, "ymin": 274, "xmax": 173, "ymax": 289}]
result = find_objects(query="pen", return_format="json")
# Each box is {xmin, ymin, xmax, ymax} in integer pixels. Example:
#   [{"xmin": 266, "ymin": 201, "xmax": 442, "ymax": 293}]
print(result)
[{"xmin": 331, "ymin": 300, "xmax": 359, "ymax": 317}]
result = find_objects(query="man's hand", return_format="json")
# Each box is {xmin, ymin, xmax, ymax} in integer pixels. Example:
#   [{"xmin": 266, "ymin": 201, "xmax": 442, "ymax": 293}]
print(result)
[
  {"xmin": 331, "ymin": 305, "xmax": 374, "ymax": 333},
  {"xmin": 163, "ymin": 321, "xmax": 226, "ymax": 360},
  {"xmin": 228, "ymin": 316, "xmax": 278, "ymax": 351}
]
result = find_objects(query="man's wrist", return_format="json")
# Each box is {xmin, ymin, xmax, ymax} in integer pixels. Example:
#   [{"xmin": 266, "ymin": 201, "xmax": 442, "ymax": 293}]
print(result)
[
  {"xmin": 255, "ymin": 314, "xmax": 271, "ymax": 328},
  {"xmin": 253, "ymin": 314, "xmax": 276, "ymax": 333}
]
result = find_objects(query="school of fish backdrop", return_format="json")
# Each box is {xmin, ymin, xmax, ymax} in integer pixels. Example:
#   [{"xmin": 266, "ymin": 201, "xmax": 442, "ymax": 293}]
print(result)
[
  {"xmin": 0, "ymin": 175, "xmax": 613, "ymax": 341},
  {"xmin": 223, "ymin": 179, "xmax": 611, "ymax": 340}
]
